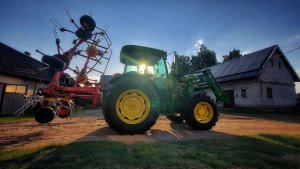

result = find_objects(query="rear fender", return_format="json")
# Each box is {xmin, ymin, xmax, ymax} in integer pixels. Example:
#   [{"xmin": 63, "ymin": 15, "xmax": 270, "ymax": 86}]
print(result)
[{"xmin": 109, "ymin": 72, "xmax": 139, "ymax": 85}]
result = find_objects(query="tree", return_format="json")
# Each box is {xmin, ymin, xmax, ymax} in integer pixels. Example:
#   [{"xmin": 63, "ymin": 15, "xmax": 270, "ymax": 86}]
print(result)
[
  {"xmin": 190, "ymin": 44, "xmax": 217, "ymax": 72},
  {"xmin": 171, "ymin": 52, "xmax": 191, "ymax": 76},
  {"xmin": 223, "ymin": 48, "xmax": 242, "ymax": 62}
]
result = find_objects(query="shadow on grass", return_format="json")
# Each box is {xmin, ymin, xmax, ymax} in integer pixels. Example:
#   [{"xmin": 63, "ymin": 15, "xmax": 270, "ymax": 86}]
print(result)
[
  {"xmin": 220, "ymin": 109, "xmax": 300, "ymax": 124},
  {"xmin": 1, "ymin": 134, "xmax": 300, "ymax": 169}
]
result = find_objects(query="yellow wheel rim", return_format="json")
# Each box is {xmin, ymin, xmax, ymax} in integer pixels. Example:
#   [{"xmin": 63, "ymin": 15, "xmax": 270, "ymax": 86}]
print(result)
[
  {"xmin": 193, "ymin": 102, "xmax": 213, "ymax": 123},
  {"xmin": 116, "ymin": 89, "xmax": 150, "ymax": 124}
]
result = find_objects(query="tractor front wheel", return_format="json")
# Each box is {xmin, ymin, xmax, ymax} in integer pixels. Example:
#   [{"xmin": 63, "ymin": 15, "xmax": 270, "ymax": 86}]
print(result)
[
  {"xmin": 104, "ymin": 80, "xmax": 160, "ymax": 134},
  {"xmin": 185, "ymin": 95, "xmax": 218, "ymax": 130}
]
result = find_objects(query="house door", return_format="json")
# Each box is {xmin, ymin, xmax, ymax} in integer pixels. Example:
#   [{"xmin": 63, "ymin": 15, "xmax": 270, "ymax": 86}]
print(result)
[
  {"xmin": 0, "ymin": 84, "xmax": 4, "ymax": 114},
  {"xmin": 1, "ymin": 93, "xmax": 26, "ymax": 115},
  {"xmin": 1, "ymin": 85, "xmax": 27, "ymax": 115},
  {"xmin": 224, "ymin": 90, "xmax": 235, "ymax": 108}
]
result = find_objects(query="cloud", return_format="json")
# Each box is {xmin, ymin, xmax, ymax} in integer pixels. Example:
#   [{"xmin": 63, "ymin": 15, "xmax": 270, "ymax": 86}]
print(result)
[
  {"xmin": 184, "ymin": 38, "xmax": 204, "ymax": 55},
  {"xmin": 293, "ymin": 34, "xmax": 300, "ymax": 40},
  {"xmin": 193, "ymin": 39, "xmax": 204, "ymax": 54},
  {"xmin": 242, "ymin": 51, "xmax": 251, "ymax": 55},
  {"xmin": 194, "ymin": 39, "xmax": 204, "ymax": 48},
  {"xmin": 287, "ymin": 34, "xmax": 300, "ymax": 43}
]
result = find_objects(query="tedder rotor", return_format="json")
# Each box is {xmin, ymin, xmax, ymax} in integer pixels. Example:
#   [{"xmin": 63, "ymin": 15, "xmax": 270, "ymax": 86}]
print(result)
[{"xmin": 33, "ymin": 11, "xmax": 112, "ymax": 123}]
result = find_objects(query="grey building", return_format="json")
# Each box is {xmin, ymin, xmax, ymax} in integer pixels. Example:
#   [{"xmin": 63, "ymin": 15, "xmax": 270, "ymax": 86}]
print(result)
[
  {"xmin": 0, "ymin": 42, "xmax": 77, "ymax": 115},
  {"xmin": 0, "ymin": 42, "xmax": 54, "ymax": 115},
  {"xmin": 203, "ymin": 45, "xmax": 299, "ymax": 112}
]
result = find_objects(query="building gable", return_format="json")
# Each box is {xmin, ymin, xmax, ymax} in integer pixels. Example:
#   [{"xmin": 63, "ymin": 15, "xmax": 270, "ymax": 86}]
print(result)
[{"xmin": 259, "ymin": 48, "xmax": 297, "ymax": 85}]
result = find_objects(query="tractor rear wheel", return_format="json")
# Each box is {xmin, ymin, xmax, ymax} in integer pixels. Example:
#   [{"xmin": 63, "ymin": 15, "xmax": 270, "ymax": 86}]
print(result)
[
  {"xmin": 104, "ymin": 80, "xmax": 160, "ymax": 134},
  {"xmin": 166, "ymin": 113, "xmax": 184, "ymax": 123},
  {"xmin": 185, "ymin": 94, "xmax": 218, "ymax": 130}
]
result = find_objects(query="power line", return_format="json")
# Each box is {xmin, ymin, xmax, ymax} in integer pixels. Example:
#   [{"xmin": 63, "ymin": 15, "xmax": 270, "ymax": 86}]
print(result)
[{"xmin": 284, "ymin": 45, "xmax": 300, "ymax": 55}]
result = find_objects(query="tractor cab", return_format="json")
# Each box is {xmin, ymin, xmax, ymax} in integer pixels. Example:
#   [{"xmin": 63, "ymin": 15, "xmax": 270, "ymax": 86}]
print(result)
[{"xmin": 120, "ymin": 45, "xmax": 168, "ymax": 78}]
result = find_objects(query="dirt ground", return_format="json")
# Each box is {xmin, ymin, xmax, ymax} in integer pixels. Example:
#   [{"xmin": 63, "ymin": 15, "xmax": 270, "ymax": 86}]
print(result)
[{"xmin": 1, "ymin": 108, "xmax": 300, "ymax": 151}]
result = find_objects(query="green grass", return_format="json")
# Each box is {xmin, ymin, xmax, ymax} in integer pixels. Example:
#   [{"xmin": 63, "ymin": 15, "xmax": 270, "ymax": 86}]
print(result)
[
  {"xmin": 0, "ymin": 116, "xmax": 33, "ymax": 123},
  {"xmin": 1, "ymin": 134, "xmax": 300, "ymax": 169}
]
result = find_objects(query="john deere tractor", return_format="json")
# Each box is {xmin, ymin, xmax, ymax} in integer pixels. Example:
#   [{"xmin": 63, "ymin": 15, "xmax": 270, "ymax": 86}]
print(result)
[{"xmin": 104, "ymin": 45, "xmax": 228, "ymax": 134}]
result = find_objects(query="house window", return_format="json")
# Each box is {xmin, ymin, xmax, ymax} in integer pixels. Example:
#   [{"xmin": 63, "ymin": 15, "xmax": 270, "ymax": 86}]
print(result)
[
  {"xmin": 5, "ymin": 85, "xmax": 27, "ymax": 94},
  {"xmin": 267, "ymin": 87, "xmax": 273, "ymax": 98},
  {"xmin": 278, "ymin": 61, "xmax": 281, "ymax": 68},
  {"xmin": 241, "ymin": 89, "xmax": 247, "ymax": 98}
]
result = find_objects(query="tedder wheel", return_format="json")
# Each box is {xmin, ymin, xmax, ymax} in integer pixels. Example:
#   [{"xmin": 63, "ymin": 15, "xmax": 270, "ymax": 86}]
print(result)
[
  {"xmin": 35, "ymin": 107, "xmax": 55, "ymax": 124},
  {"xmin": 80, "ymin": 15, "xmax": 96, "ymax": 32},
  {"xmin": 54, "ymin": 54, "xmax": 70, "ymax": 70},
  {"xmin": 104, "ymin": 80, "xmax": 160, "ymax": 134},
  {"xmin": 41, "ymin": 55, "xmax": 66, "ymax": 71},
  {"xmin": 58, "ymin": 107, "xmax": 71, "ymax": 118},
  {"xmin": 75, "ymin": 28, "xmax": 93, "ymax": 41},
  {"xmin": 58, "ymin": 101, "xmax": 71, "ymax": 118},
  {"xmin": 166, "ymin": 113, "xmax": 184, "ymax": 123},
  {"xmin": 184, "ymin": 94, "xmax": 219, "ymax": 130}
]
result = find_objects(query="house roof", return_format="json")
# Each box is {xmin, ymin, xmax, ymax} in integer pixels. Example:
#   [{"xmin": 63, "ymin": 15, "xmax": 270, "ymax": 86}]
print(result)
[
  {"xmin": 193, "ymin": 45, "xmax": 300, "ymax": 82},
  {"xmin": 0, "ymin": 42, "xmax": 54, "ymax": 81}
]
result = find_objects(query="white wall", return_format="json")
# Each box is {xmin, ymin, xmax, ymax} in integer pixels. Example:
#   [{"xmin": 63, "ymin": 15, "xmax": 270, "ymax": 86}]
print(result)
[{"xmin": 296, "ymin": 82, "xmax": 300, "ymax": 94}]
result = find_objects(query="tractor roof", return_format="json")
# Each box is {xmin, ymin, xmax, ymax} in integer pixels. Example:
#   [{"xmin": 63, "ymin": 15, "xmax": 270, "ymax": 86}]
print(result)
[{"xmin": 120, "ymin": 45, "xmax": 167, "ymax": 65}]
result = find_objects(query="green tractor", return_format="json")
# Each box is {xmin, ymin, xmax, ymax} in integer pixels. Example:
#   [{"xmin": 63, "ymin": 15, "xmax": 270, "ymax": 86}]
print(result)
[{"xmin": 104, "ymin": 45, "xmax": 228, "ymax": 134}]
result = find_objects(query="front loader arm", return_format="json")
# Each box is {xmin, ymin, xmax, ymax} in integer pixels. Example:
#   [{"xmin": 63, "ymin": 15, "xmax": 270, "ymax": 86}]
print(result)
[{"xmin": 179, "ymin": 69, "xmax": 229, "ymax": 104}]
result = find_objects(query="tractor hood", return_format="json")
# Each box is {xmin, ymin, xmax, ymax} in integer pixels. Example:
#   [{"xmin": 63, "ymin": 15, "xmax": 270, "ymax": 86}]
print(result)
[{"xmin": 120, "ymin": 45, "xmax": 167, "ymax": 65}]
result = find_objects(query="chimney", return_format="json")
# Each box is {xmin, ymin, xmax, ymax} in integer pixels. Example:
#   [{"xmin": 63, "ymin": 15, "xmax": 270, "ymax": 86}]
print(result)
[{"xmin": 24, "ymin": 51, "xmax": 31, "ymax": 57}]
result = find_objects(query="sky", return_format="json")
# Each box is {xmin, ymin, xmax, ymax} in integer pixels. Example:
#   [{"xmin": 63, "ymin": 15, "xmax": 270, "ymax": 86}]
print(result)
[{"xmin": 0, "ymin": 0, "xmax": 299, "ymax": 92}]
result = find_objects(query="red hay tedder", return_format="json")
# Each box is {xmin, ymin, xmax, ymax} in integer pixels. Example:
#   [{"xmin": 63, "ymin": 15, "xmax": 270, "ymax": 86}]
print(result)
[{"xmin": 17, "ymin": 10, "xmax": 112, "ymax": 123}]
